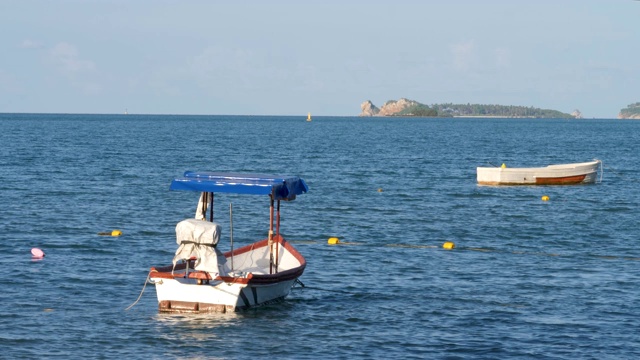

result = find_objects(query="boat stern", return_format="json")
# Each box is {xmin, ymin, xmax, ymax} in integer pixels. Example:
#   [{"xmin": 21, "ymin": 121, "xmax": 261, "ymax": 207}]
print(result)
[{"xmin": 149, "ymin": 270, "xmax": 247, "ymax": 313}]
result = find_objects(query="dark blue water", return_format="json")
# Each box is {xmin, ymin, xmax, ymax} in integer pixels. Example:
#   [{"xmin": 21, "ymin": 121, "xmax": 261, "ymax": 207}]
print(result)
[{"xmin": 1, "ymin": 114, "xmax": 638, "ymax": 359}]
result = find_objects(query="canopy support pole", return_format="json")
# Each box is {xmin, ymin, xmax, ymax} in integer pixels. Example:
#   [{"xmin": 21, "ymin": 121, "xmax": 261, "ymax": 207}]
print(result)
[
  {"xmin": 269, "ymin": 194, "xmax": 275, "ymax": 274},
  {"xmin": 276, "ymin": 200, "xmax": 281, "ymax": 236},
  {"xmin": 229, "ymin": 202, "xmax": 234, "ymax": 273},
  {"xmin": 209, "ymin": 192, "xmax": 214, "ymax": 222},
  {"xmin": 275, "ymin": 199, "xmax": 281, "ymax": 271}
]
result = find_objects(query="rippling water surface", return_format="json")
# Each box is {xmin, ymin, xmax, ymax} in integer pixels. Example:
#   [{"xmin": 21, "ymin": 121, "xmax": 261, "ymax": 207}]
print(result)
[{"xmin": 1, "ymin": 114, "xmax": 638, "ymax": 359}]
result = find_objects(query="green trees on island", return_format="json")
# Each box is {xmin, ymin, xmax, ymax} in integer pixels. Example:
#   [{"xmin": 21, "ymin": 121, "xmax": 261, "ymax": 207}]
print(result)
[
  {"xmin": 619, "ymin": 102, "xmax": 640, "ymax": 117},
  {"xmin": 398, "ymin": 104, "xmax": 438, "ymax": 117},
  {"xmin": 388, "ymin": 101, "xmax": 573, "ymax": 118},
  {"xmin": 431, "ymin": 103, "xmax": 573, "ymax": 118},
  {"xmin": 373, "ymin": 98, "xmax": 575, "ymax": 118},
  {"xmin": 373, "ymin": 99, "xmax": 640, "ymax": 118}
]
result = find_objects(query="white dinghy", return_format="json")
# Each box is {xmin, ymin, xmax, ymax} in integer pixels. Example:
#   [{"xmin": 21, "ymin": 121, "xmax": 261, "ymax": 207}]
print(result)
[{"xmin": 477, "ymin": 160, "xmax": 602, "ymax": 185}]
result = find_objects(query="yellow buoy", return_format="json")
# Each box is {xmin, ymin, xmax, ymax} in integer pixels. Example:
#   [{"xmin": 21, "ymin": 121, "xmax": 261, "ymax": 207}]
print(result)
[
  {"xmin": 98, "ymin": 230, "xmax": 122, "ymax": 236},
  {"xmin": 327, "ymin": 237, "xmax": 340, "ymax": 245},
  {"xmin": 442, "ymin": 241, "xmax": 455, "ymax": 250},
  {"xmin": 541, "ymin": 195, "xmax": 550, "ymax": 201},
  {"xmin": 501, "ymin": 163, "xmax": 506, "ymax": 168},
  {"xmin": 377, "ymin": 188, "xmax": 383, "ymax": 192}
]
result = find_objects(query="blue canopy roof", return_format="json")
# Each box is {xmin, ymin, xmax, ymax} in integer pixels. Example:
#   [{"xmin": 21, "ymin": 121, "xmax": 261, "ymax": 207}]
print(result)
[{"xmin": 170, "ymin": 172, "xmax": 309, "ymax": 200}]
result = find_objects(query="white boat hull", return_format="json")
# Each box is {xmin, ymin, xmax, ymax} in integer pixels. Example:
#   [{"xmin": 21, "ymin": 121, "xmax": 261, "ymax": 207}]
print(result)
[
  {"xmin": 152, "ymin": 277, "xmax": 297, "ymax": 313},
  {"xmin": 154, "ymin": 277, "xmax": 245, "ymax": 313},
  {"xmin": 477, "ymin": 160, "xmax": 601, "ymax": 186},
  {"xmin": 150, "ymin": 236, "xmax": 305, "ymax": 313}
]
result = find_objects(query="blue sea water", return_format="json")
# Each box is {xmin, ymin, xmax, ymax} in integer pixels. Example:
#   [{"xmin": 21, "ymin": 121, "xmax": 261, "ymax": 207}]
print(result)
[{"xmin": 0, "ymin": 113, "xmax": 638, "ymax": 359}]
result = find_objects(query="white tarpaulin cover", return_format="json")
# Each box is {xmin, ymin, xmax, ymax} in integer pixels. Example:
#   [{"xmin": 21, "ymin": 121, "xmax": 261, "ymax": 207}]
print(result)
[
  {"xmin": 172, "ymin": 218, "xmax": 227, "ymax": 275},
  {"xmin": 195, "ymin": 192, "xmax": 211, "ymax": 221}
]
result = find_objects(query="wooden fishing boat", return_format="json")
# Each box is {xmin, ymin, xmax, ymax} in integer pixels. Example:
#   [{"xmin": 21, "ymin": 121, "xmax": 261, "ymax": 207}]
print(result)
[
  {"xmin": 149, "ymin": 172, "xmax": 309, "ymax": 313},
  {"xmin": 477, "ymin": 160, "xmax": 602, "ymax": 185}
]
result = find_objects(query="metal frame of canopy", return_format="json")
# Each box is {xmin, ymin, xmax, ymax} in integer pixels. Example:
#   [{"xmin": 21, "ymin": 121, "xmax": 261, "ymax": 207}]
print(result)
[{"xmin": 169, "ymin": 172, "xmax": 309, "ymax": 274}]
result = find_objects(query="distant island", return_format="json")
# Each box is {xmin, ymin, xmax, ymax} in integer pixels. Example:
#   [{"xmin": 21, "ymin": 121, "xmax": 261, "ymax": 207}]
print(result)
[
  {"xmin": 360, "ymin": 98, "xmax": 576, "ymax": 118},
  {"xmin": 618, "ymin": 102, "xmax": 640, "ymax": 119}
]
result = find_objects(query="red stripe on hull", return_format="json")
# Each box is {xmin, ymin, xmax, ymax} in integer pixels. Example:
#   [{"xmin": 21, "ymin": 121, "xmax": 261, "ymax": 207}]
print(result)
[{"xmin": 535, "ymin": 174, "xmax": 587, "ymax": 185}]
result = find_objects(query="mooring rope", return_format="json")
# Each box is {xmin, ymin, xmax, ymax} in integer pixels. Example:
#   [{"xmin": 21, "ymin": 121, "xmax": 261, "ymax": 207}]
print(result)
[
  {"xmin": 125, "ymin": 271, "xmax": 152, "ymax": 311},
  {"xmin": 292, "ymin": 279, "xmax": 359, "ymax": 295},
  {"xmin": 599, "ymin": 160, "xmax": 604, "ymax": 183},
  {"xmin": 603, "ymin": 163, "xmax": 640, "ymax": 182}
]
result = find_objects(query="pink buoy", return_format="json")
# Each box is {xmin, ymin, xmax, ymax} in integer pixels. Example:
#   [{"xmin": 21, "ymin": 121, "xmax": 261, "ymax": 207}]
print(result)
[{"xmin": 31, "ymin": 248, "xmax": 45, "ymax": 258}]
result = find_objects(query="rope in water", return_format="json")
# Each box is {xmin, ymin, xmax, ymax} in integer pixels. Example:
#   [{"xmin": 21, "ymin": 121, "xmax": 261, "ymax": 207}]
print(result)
[
  {"xmin": 125, "ymin": 271, "xmax": 152, "ymax": 311},
  {"xmin": 603, "ymin": 163, "xmax": 640, "ymax": 183},
  {"xmin": 292, "ymin": 279, "xmax": 358, "ymax": 294}
]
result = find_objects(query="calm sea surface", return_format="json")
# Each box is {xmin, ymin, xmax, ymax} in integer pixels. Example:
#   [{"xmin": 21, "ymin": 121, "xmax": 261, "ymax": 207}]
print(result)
[{"xmin": 1, "ymin": 114, "xmax": 638, "ymax": 359}]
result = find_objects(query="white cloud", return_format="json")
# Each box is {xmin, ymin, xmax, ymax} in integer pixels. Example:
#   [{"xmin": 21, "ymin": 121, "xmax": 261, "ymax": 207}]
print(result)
[
  {"xmin": 42, "ymin": 42, "xmax": 103, "ymax": 95},
  {"xmin": 495, "ymin": 47, "xmax": 511, "ymax": 69},
  {"xmin": 450, "ymin": 41, "xmax": 475, "ymax": 71},
  {"xmin": 49, "ymin": 42, "xmax": 96, "ymax": 73},
  {"xmin": 20, "ymin": 39, "xmax": 42, "ymax": 49}
]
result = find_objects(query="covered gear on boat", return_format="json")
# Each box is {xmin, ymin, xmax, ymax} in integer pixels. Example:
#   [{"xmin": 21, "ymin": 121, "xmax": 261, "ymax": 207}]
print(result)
[
  {"xmin": 172, "ymin": 218, "xmax": 227, "ymax": 276},
  {"xmin": 195, "ymin": 192, "xmax": 211, "ymax": 220}
]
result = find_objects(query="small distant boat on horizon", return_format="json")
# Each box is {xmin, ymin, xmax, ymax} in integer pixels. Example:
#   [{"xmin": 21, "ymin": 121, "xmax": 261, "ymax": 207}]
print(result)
[
  {"xmin": 477, "ymin": 159, "xmax": 602, "ymax": 185},
  {"xmin": 306, "ymin": 112, "xmax": 312, "ymax": 122},
  {"xmin": 124, "ymin": 109, "xmax": 128, "ymax": 115}
]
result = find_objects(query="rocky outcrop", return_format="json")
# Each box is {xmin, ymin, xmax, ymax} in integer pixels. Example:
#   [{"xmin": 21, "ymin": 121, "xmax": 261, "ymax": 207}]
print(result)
[
  {"xmin": 618, "ymin": 102, "xmax": 640, "ymax": 119},
  {"xmin": 618, "ymin": 113, "xmax": 640, "ymax": 119},
  {"xmin": 377, "ymin": 98, "xmax": 420, "ymax": 116},
  {"xmin": 571, "ymin": 109, "xmax": 583, "ymax": 119},
  {"xmin": 359, "ymin": 100, "xmax": 380, "ymax": 116},
  {"xmin": 360, "ymin": 98, "xmax": 420, "ymax": 116}
]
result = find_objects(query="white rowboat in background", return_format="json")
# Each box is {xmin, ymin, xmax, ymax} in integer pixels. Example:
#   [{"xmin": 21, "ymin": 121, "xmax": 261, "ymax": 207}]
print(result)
[{"xmin": 477, "ymin": 160, "xmax": 602, "ymax": 185}]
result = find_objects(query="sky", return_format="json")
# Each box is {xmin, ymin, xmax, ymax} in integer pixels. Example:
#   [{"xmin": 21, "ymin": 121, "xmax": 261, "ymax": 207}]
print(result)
[{"xmin": 1, "ymin": 0, "xmax": 638, "ymax": 118}]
